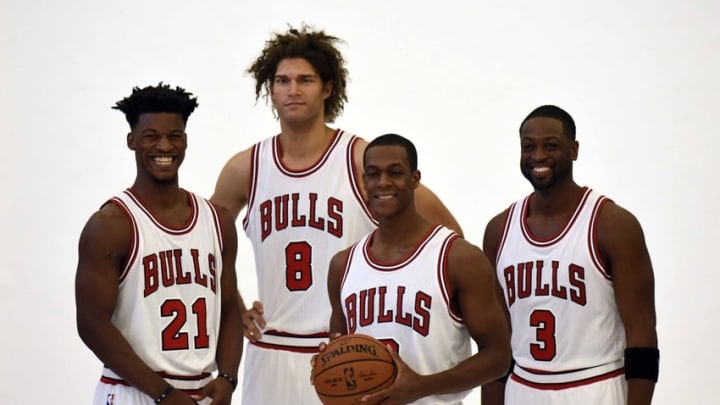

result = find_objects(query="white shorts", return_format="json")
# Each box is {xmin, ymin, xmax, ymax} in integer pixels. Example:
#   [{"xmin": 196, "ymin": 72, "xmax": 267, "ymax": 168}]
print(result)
[
  {"xmin": 93, "ymin": 382, "xmax": 213, "ymax": 405},
  {"xmin": 505, "ymin": 373, "xmax": 627, "ymax": 405},
  {"xmin": 241, "ymin": 342, "xmax": 323, "ymax": 405}
]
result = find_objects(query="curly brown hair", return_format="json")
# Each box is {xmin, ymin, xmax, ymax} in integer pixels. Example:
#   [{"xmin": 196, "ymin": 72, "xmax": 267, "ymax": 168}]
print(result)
[{"xmin": 247, "ymin": 24, "xmax": 348, "ymax": 123}]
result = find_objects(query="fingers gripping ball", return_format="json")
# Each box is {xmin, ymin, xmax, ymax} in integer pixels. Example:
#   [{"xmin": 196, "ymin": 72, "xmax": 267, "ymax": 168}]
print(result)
[{"xmin": 312, "ymin": 334, "xmax": 397, "ymax": 405}]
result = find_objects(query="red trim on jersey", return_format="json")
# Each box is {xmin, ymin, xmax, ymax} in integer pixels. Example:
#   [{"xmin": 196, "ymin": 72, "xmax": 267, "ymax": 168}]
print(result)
[
  {"xmin": 362, "ymin": 225, "xmax": 443, "ymax": 271},
  {"xmin": 264, "ymin": 330, "xmax": 330, "ymax": 339},
  {"xmin": 495, "ymin": 204, "xmax": 516, "ymax": 269},
  {"xmin": 272, "ymin": 129, "xmax": 343, "ymax": 177},
  {"xmin": 250, "ymin": 340, "xmax": 321, "ymax": 353},
  {"xmin": 123, "ymin": 189, "xmax": 198, "ymax": 235},
  {"xmin": 107, "ymin": 198, "xmax": 140, "ymax": 283},
  {"xmin": 520, "ymin": 187, "xmax": 591, "ymax": 247},
  {"xmin": 437, "ymin": 233, "xmax": 463, "ymax": 323},
  {"xmin": 100, "ymin": 370, "xmax": 210, "ymax": 393},
  {"xmin": 510, "ymin": 367, "xmax": 624, "ymax": 390},
  {"xmin": 242, "ymin": 143, "xmax": 260, "ymax": 232},
  {"xmin": 347, "ymin": 135, "xmax": 379, "ymax": 226},
  {"xmin": 207, "ymin": 199, "xmax": 224, "ymax": 253},
  {"xmin": 588, "ymin": 196, "xmax": 612, "ymax": 280},
  {"xmin": 339, "ymin": 242, "xmax": 360, "ymax": 292}
]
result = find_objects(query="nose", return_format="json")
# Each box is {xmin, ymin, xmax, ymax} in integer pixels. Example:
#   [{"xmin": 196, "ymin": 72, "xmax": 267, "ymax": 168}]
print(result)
[
  {"xmin": 289, "ymin": 79, "xmax": 300, "ymax": 95},
  {"xmin": 531, "ymin": 146, "xmax": 547, "ymax": 161},
  {"xmin": 156, "ymin": 135, "xmax": 172, "ymax": 151}
]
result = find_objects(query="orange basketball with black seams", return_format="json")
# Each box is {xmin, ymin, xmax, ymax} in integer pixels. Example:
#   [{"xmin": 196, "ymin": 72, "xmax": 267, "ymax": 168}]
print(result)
[{"xmin": 312, "ymin": 334, "xmax": 397, "ymax": 405}]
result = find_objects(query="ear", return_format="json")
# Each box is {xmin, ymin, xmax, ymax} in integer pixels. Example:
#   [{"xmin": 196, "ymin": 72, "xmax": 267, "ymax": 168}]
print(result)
[
  {"xmin": 571, "ymin": 140, "xmax": 579, "ymax": 161},
  {"xmin": 126, "ymin": 132, "xmax": 135, "ymax": 150},
  {"xmin": 412, "ymin": 169, "xmax": 421, "ymax": 189},
  {"xmin": 322, "ymin": 81, "xmax": 333, "ymax": 100}
]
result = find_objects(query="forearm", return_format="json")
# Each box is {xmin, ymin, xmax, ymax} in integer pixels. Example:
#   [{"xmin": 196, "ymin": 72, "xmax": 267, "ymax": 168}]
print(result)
[
  {"xmin": 481, "ymin": 380, "xmax": 506, "ymax": 405},
  {"xmin": 627, "ymin": 379, "xmax": 655, "ymax": 405},
  {"xmin": 216, "ymin": 294, "xmax": 244, "ymax": 376},
  {"xmin": 416, "ymin": 348, "xmax": 509, "ymax": 398},
  {"xmin": 79, "ymin": 321, "xmax": 169, "ymax": 398}
]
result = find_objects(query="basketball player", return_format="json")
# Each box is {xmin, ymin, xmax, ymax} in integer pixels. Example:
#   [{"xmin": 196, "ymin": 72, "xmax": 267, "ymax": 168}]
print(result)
[
  {"xmin": 481, "ymin": 105, "xmax": 659, "ymax": 405},
  {"xmin": 322, "ymin": 134, "xmax": 511, "ymax": 405},
  {"xmin": 210, "ymin": 25, "xmax": 462, "ymax": 404},
  {"xmin": 75, "ymin": 83, "xmax": 244, "ymax": 405}
]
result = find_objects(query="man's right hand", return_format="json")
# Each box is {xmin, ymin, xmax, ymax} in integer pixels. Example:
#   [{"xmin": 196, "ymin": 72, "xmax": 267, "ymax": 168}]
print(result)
[{"xmin": 243, "ymin": 300, "xmax": 266, "ymax": 342}]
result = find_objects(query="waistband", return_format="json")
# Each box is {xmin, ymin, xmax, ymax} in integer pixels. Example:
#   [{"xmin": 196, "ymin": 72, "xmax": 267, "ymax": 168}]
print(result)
[
  {"xmin": 251, "ymin": 330, "xmax": 329, "ymax": 353},
  {"xmin": 100, "ymin": 367, "xmax": 213, "ymax": 391},
  {"xmin": 511, "ymin": 359, "xmax": 624, "ymax": 390}
]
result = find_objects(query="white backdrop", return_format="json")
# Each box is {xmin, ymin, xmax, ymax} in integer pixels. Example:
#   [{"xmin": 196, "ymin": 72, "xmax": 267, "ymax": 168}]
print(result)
[{"xmin": 2, "ymin": 0, "xmax": 719, "ymax": 403}]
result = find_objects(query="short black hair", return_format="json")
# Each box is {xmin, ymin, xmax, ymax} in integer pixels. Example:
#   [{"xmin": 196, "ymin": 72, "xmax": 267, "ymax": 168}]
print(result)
[
  {"xmin": 520, "ymin": 105, "xmax": 576, "ymax": 140},
  {"xmin": 113, "ymin": 82, "xmax": 199, "ymax": 129},
  {"xmin": 364, "ymin": 133, "xmax": 418, "ymax": 171}
]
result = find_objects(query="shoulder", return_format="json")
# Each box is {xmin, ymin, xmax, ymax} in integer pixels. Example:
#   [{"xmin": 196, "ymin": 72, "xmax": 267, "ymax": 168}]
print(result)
[
  {"xmin": 78, "ymin": 201, "xmax": 132, "ymax": 254},
  {"xmin": 483, "ymin": 207, "xmax": 512, "ymax": 261},
  {"xmin": 595, "ymin": 198, "xmax": 648, "ymax": 258},
  {"xmin": 447, "ymin": 236, "xmax": 488, "ymax": 269}
]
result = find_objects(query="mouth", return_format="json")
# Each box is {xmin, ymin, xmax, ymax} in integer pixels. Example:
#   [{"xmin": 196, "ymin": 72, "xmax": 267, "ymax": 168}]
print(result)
[
  {"xmin": 374, "ymin": 194, "xmax": 397, "ymax": 200},
  {"xmin": 152, "ymin": 156, "xmax": 174, "ymax": 166}
]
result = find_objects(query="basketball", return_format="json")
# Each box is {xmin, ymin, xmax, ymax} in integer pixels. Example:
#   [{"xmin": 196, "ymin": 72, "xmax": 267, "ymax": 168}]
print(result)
[{"xmin": 312, "ymin": 334, "xmax": 397, "ymax": 405}]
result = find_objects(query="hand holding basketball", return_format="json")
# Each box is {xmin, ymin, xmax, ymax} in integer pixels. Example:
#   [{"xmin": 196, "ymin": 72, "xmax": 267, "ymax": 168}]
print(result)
[
  {"xmin": 359, "ymin": 346, "xmax": 424, "ymax": 405},
  {"xmin": 311, "ymin": 334, "xmax": 397, "ymax": 405}
]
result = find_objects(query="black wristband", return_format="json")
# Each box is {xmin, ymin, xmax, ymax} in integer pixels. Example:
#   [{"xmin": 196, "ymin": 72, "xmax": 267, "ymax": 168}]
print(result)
[
  {"xmin": 154, "ymin": 384, "xmax": 174, "ymax": 403},
  {"xmin": 624, "ymin": 347, "xmax": 660, "ymax": 382},
  {"xmin": 218, "ymin": 372, "xmax": 238, "ymax": 392}
]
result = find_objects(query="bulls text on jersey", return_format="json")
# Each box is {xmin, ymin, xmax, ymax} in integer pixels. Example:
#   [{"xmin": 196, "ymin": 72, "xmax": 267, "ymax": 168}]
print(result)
[
  {"xmin": 259, "ymin": 192, "xmax": 343, "ymax": 241},
  {"xmin": 344, "ymin": 286, "xmax": 431, "ymax": 336},
  {"xmin": 502, "ymin": 259, "xmax": 586, "ymax": 307},
  {"xmin": 143, "ymin": 248, "xmax": 217, "ymax": 297}
]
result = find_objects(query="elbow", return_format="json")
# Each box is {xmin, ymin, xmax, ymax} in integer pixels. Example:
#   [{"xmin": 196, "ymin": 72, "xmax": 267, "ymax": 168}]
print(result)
[{"xmin": 494, "ymin": 342, "xmax": 513, "ymax": 380}]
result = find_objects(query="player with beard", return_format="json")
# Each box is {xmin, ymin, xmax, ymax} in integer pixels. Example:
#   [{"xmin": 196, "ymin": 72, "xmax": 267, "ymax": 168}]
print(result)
[{"xmin": 481, "ymin": 105, "xmax": 659, "ymax": 405}]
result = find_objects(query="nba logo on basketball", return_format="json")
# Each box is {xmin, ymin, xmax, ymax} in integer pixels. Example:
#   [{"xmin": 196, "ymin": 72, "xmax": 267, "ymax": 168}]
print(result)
[{"xmin": 344, "ymin": 367, "xmax": 357, "ymax": 390}]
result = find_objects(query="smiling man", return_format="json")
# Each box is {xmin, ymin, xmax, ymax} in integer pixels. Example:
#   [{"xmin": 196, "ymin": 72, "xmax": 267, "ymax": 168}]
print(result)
[
  {"xmin": 75, "ymin": 83, "xmax": 244, "ymax": 405},
  {"xmin": 481, "ymin": 105, "xmax": 659, "ymax": 405}
]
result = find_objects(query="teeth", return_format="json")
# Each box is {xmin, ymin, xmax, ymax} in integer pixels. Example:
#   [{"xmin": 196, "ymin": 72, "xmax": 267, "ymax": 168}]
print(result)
[
  {"xmin": 533, "ymin": 167, "xmax": 549, "ymax": 173},
  {"xmin": 377, "ymin": 195, "xmax": 394, "ymax": 199},
  {"xmin": 154, "ymin": 157, "xmax": 173, "ymax": 166}
]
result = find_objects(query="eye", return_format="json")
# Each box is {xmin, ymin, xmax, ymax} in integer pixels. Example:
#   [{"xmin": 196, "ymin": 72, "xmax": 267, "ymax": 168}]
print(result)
[{"xmin": 521, "ymin": 143, "xmax": 535, "ymax": 152}]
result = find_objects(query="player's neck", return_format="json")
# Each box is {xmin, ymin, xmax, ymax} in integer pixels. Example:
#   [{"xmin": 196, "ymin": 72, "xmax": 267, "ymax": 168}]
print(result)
[
  {"xmin": 130, "ymin": 179, "xmax": 185, "ymax": 209},
  {"xmin": 374, "ymin": 210, "xmax": 430, "ymax": 247},
  {"xmin": 277, "ymin": 122, "xmax": 336, "ymax": 165},
  {"xmin": 530, "ymin": 180, "xmax": 584, "ymax": 217}
]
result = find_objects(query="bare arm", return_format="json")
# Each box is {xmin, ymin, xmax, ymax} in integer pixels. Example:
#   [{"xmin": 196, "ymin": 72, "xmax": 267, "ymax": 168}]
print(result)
[
  {"xmin": 206, "ymin": 206, "xmax": 244, "ymax": 401},
  {"xmin": 327, "ymin": 249, "xmax": 351, "ymax": 335},
  {"xmin": 598, "ymin": 202, "xmax": 658, "ymax": 405},
  {"xmin": 210, "ymin": 146, "xmax": 253, "ymax": 221},
  {"xmin": 420, "ymin": 239, "xmax": 511, "ymax": 396},
  {"xmin": 481, "ymin": 210, "xmax": 513, "ymax": 405},
  {"xmin": 75, "ymin": 206, "xmax": 194, "ymax": 403},
  {"xmin": 211, "ymin": 146, "xmax": 267, "ymax": 342},
  {"xmin": 352, "ymin": 138, "xmax": 463, "ymax": 236}
]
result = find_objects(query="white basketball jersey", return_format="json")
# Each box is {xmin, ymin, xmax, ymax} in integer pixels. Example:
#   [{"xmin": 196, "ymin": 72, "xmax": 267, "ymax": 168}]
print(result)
[
  {"xmin": 107, "ymin": 189, "xmax": 224, "ymax": 380},
  {"xmin": 243, "ymin": 130, "xmax": 377, "ymax": 345},
  {"xmin": 496, "ymin": 187, "xmax": 625, "ymax": 380},
  {"xmin": 340, "ymin": 225, "xmax": 472, "ymax": 405}
]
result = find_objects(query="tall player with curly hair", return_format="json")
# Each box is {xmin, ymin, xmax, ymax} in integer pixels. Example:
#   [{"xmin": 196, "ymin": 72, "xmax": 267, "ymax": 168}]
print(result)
[
  {"xmin": 76, "ymin": 83, "xmax": 244, "ymax": 404},
  {"xmin": 211, "ymin": 25, "xmax": 462, "ymax": 403}
]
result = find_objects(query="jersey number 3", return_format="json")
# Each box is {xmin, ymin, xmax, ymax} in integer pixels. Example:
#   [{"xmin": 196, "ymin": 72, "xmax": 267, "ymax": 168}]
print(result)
[
  {"xmin": 529, "ymin": 309, "xmax": 557, "ymax": 361},
  {"xmin": 286, "ymin": 241, "xmax": 312, "ymax": 291}
]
